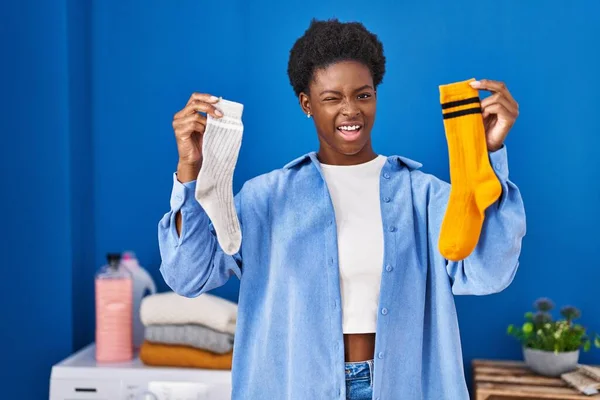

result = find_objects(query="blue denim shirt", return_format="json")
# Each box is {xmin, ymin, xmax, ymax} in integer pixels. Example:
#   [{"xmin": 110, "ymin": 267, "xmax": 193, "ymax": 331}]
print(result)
[{"xmin": 158, "ymin": 146, "xmax": 526, "ymax": 400}]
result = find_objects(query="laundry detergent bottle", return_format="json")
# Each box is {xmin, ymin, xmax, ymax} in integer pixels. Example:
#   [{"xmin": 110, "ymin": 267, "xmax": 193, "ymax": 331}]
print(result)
[
  {"xmin": 120, "ymin": 251, "xmax": 157, "ymax": 350},
  {"xmin": 95, "ymin": 253, "xmax": 133, "ymax": 362}
]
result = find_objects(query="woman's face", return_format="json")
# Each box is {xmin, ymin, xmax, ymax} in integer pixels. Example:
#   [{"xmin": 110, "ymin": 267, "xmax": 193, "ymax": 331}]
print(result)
[{"xmin": 300, "ymin": 60, "xmax": 377, "ymax": 165}]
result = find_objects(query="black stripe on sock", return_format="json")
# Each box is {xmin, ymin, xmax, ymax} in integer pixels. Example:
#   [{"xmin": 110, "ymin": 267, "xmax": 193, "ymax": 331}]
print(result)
[
  {"xmin": 442, "ymin": 107, "xmax": 482, "ymax": 119},
  {"xmin": 441, "ymin": 97, "xmax": 480, "ymax": 110}
]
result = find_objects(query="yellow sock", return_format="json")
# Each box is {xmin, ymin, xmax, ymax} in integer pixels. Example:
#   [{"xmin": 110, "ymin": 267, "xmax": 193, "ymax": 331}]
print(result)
[{"xmin": 438, "ymin": 78, "xmax": 502, "ymax": 261}]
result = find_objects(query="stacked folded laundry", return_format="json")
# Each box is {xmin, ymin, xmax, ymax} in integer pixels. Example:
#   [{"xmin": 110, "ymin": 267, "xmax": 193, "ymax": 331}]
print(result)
[{"xmin": 139, "ymin": 291, "xmax": 237, "ymax": 370}]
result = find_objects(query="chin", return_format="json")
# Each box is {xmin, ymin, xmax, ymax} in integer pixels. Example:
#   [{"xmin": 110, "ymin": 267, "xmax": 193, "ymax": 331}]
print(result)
[
  {"xmin": 334, "ymin": 131, "xmax": 371, "ymax": 155},
  {"xmin": 336, "ymin": 143, "xmax": 367, "ymax": 156}
]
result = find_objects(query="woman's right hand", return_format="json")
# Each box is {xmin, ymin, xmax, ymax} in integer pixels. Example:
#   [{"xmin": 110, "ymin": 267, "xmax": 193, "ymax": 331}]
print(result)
[{"xmin": 172, "ymin": 92, "xmax": 223, "ymax": 181}]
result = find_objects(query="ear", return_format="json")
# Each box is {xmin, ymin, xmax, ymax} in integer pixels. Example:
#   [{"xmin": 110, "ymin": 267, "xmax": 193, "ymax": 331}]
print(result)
[{"xmin": 299, "ymin": 92, "xmax": 311, "ymax": 115}]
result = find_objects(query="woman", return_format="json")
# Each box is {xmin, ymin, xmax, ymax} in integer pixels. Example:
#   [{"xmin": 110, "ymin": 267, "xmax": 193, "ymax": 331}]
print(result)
[{"xmin": 159, "ymin": 18, "xmax": 525, "ymax": 400}]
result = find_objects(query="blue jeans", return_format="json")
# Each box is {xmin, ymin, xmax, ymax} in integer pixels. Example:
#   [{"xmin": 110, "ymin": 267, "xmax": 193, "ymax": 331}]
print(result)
[{"xmin": 345, "ymin": 359, "xmax": 374, "ymax": 400}]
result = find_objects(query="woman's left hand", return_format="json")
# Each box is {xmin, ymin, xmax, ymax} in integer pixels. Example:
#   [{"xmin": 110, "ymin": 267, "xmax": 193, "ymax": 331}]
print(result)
[{"xmin": 469, "ymin": 79, "xmax": 519, "ymax": 152}]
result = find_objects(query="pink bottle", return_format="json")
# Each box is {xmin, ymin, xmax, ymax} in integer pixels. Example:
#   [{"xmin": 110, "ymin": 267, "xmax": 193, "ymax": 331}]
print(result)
[{"xmin": 95, "ymin": 253, "xmax": 133, "ymax": 362}]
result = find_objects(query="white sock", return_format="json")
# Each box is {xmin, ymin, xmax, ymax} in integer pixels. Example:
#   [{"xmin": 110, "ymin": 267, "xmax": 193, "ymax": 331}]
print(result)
[{"xmin": 195, "ymin": 98, "xmax": 244, "ymax": 255}]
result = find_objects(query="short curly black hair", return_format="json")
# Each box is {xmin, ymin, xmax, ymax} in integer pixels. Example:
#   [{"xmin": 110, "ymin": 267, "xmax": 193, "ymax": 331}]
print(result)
[{"xmin": 287, "ymin": 18, "xmax": 386, "ymax": 97}]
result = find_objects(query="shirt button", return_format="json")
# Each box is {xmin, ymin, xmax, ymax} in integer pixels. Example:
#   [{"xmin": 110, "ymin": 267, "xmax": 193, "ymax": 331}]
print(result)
[
  {"xmin": 385, "ymin": 265, "xmax": 393, "ymax": 272},
  {"xmin": 495, "ymin": 163, "xmax": 502, "ymax": 170},
  {"xmin": 378, "ymin": 352, "xmax": 384, "ymax": 359},
  {"xmin": 383, "ymin": 197, "xmax": 391, "ymax": 203},
  {"xmin": 383, "ymin": 173, "xmax": 390, "ymax": 179},
  {"xmin": 381, "ymin": 308, "xmax": 388, "ymax": 315},
  {"xmin": 389, "ymin": 226, "xmax": 396, "ymax": 232},
  {"xmin": 175, "ymin": 195, "xmax": 182, "ymax": 201}
]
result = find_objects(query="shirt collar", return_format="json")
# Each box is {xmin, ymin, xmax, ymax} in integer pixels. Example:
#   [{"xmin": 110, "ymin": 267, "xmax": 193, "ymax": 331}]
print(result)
[{"xmin": 283, "ymin": 152, "xmax": 423, "ymax": 171}]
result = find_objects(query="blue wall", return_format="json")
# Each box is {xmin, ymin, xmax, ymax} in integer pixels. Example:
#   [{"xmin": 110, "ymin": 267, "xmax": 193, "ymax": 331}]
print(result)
[
  {"xmin": 2, "ymin": 1, "xmax": 599, "ymax": 398},
  {"xmin": 0, "ymin": 1, "xmax": 78, "ymax": 399}
]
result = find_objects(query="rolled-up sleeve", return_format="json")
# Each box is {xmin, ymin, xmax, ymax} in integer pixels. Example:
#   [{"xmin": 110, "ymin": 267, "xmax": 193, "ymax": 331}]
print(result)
[
  {"xmin": 429, "ymin": 146, "xmax": 527, "ymax": 295},
  {"xmin": 158, "ymin": 173, "xmax": 243, "ymax": 298}
]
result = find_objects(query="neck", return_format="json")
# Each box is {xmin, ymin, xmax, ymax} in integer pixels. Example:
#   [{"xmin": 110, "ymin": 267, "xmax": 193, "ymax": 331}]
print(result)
[{"xmin": 317, "ymin": 145, "xmax": 378, "ymax": 166}]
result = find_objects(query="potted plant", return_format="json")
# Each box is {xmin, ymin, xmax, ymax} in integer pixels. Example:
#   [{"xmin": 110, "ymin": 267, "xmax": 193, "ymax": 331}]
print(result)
[{"xmin": 507, "ymin": 297, "xmax": 600, "ymax": 377}]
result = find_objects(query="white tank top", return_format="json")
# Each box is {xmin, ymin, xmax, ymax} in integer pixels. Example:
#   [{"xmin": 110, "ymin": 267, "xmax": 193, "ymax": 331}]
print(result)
[{"xmin": 320, "ymin": 155, "xmax": 387, "ymax": 334}]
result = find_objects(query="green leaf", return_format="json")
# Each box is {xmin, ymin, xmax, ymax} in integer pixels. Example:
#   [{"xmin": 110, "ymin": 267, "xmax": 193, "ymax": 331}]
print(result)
[
  {"xmin": 584, "ymin": 340, "xmax": 591, "ymax": 352},
  {"xmin": 523, "ymin": 322, "xmax": 534, "ymax": 334},
  {"xmin": 507, "ymin": 325, "xmax": 515, "ymax": 334},
  {"xmin": 594, "ymin": 335, "xmax": 600, "ymax": 348},
  {"xmin": 524, "ymin": 312, "xmax": 534, "ymax": 321}
]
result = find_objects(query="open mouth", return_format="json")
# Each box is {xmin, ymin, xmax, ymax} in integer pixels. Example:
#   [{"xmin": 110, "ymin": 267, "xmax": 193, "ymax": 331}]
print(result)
[{"xmin": 336, "ymin": 124, "xmax": 363, "ymax": 141}]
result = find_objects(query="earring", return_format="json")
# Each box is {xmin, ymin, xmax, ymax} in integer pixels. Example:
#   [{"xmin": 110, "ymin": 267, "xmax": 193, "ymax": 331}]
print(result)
[{"xmin": 307, "ymin": 112, "xmax": 311, "ymax": 118}]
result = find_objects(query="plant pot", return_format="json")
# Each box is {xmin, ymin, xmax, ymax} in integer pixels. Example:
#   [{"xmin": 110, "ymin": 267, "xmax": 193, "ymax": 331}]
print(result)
[{"xmin": 523, "ymin": 347, "xmax": 580, "ymax": 377}]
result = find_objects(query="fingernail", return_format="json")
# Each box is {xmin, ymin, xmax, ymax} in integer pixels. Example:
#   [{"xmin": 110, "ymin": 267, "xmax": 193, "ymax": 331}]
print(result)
[
  {"xmin": 209, "ymin": 96, "xmax": 219, "ymax": 102},
  {"xmin": 469, "ymin": 81, "xmax": 481, "ymax": 88},
  {"xmin": 215, "ymin": 109, "xmax": 223, "ymax": 117}
]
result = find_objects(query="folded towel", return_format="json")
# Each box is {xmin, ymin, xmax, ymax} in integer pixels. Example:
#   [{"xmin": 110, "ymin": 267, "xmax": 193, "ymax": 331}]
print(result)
[
  {"xmin": 140, "ymin": 292, "xmax": 237, "ymax": 335},
  {"xmin": 140, "ymin": 341, "xmax": 233, "ymax": 370},
  {"xmin": 145, "ymin": 324, "xmax": 234, "ymax": 354}
]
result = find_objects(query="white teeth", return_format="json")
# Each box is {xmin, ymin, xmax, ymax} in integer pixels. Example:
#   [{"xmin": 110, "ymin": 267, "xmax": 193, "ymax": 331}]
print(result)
[{"xmin": 338, "ymin": 125, "xmax": 360, "ymax": 131}]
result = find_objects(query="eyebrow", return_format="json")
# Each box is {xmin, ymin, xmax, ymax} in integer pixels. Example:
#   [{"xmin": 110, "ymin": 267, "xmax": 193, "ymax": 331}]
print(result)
[{"xmin": 319, "ymin": 85, "xmax": 374, "ymax": 96}]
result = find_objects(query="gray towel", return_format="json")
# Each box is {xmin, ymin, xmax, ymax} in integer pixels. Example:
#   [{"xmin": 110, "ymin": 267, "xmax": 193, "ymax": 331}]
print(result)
[{"xmin": 145, "ymin": 324, "xmax": 234, "ymax": 354}]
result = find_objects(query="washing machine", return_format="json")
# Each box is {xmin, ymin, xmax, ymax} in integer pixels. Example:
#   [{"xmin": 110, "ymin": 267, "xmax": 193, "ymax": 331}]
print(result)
[{"xmin": 49, "ymin": 343, "xmax": 232, "ymax": 399}]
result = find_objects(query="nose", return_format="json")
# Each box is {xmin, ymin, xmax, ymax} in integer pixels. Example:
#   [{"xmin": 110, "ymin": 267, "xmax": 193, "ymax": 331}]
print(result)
[{"xmin": 341, "ymin": 98, "xmax": 360, "ymax": 117}]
